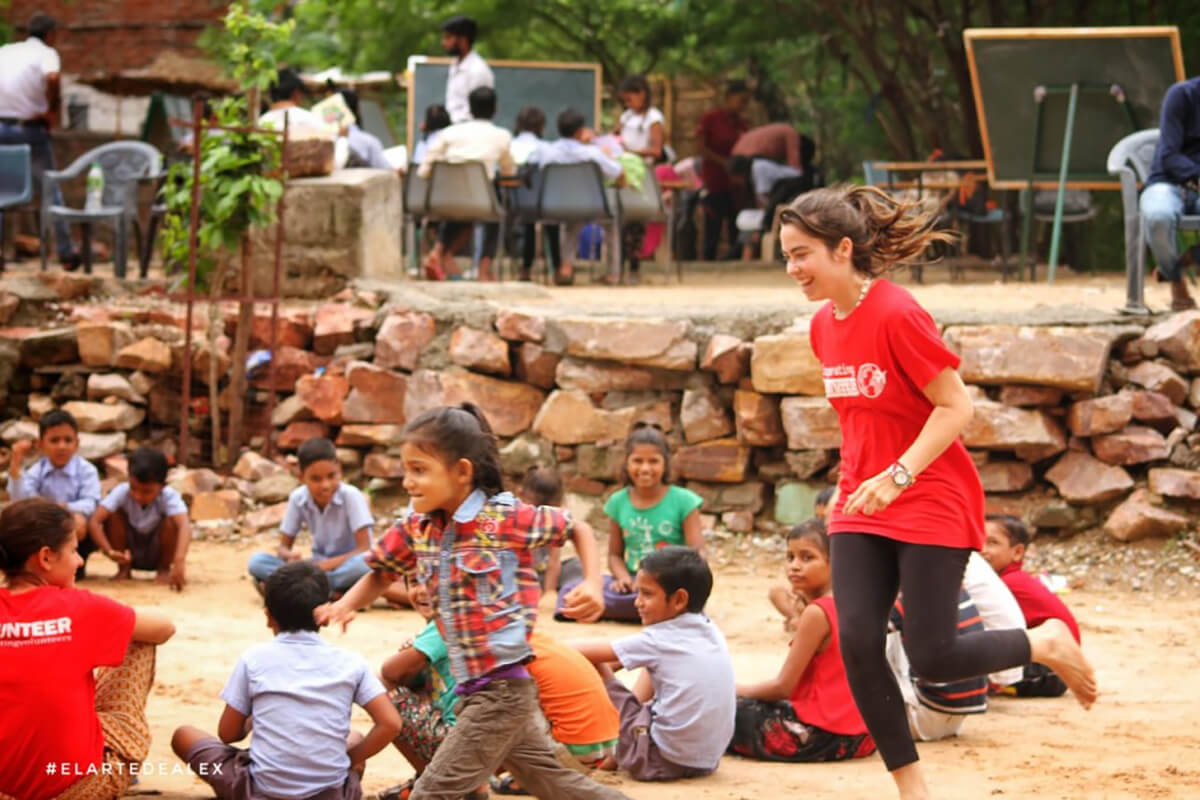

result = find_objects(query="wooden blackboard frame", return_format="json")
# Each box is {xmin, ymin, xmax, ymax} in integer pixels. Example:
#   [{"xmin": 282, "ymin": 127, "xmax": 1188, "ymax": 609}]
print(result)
[
  {"xmin": 964, "ymin": 26, "xmax": 1185, "ymax": 190},
  {"xmin": 405, "ymin": 57, "xmax": 603, "ymax": 151}
]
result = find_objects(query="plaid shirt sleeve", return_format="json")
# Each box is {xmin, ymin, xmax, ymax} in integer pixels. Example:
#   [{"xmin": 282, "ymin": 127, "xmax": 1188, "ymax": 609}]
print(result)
[
  {"xmin": 501, "ymin": 501, "xmax": 572, "ymax": 551},
  {"xmin": 365, "ymin": 520, "xmax": 417, "ymax": 580}
]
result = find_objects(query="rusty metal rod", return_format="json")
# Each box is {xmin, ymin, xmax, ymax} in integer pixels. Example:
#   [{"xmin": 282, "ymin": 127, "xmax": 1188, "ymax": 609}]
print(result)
[
  {"xmin": 264, "ymin": 117, "xmax": 289, "ymax": 458},
  {"xmin": 179, "ymin": 96, "xmax": 204, "ymax": 469}
]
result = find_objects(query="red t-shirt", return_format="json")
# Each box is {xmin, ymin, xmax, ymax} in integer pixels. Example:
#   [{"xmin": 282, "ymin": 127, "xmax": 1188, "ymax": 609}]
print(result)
[
  {"xmin": 790, "ymin": 595, "xmax": 871, "ymax": 740},
  {"xmin": 0, "ymin": 586, "xmax": 136, "ymax": 800},
  {"xmin": 999, "ymin": 563, "xmax": 1081, "ymax": 643},
  {"xmin": 810, "ymin": 279, "xmax": 986, "ymax": 550},
  {"xmin": 697, "ymin": 108, "xmax": 746, "ymax": 194}
]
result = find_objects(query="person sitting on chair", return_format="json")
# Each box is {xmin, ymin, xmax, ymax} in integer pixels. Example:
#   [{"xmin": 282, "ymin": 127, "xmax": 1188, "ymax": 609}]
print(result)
[{"xmin": 1140, "ymin": 75, "xmax": 1200, "ymax": 311}]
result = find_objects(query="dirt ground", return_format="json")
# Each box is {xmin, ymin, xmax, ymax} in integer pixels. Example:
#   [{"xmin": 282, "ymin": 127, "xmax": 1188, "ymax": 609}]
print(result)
[{"xmin": 90, "ymin": 536, "xmax": 1200, "ymax": 800}]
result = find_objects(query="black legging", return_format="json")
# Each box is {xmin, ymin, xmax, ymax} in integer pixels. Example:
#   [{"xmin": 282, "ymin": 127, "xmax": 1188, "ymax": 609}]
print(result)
[{"xmin": 831, "ymin": 533, "xmax": 1031, "ymax": 771}]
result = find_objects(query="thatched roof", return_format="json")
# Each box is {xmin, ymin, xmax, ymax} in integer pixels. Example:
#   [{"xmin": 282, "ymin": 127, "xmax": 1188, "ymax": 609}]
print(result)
[{"xmin": 78, "ymin": 51, "xmax": 237, "ymax": 97}]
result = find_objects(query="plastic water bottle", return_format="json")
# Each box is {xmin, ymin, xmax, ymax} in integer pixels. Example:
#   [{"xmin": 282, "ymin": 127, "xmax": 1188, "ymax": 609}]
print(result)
[{"xmin": 85, "ymin": 163, "xmax": 104, "ymax": 211}]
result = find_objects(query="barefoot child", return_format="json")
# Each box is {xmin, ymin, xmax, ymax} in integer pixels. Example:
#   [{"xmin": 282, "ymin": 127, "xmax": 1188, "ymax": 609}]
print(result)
[
  {"xmin": 319, "ymin": 403, "xmax": 626, "ymax": 800},
  {"xmin": 5, "ymin": 409, "xmax": 101, "ymax": 556},
  {"xmin": 246, "ymin": 438, "xmax": 391, "ymax": 601},
  {"xmin": 0, "ymin": 498, "xmax": 175, "ymax": 800},
  {"xmin": 732, "ymin": 521, "xmax": 874, "ymax": 762},
  {"xmin": 173, "ymin": 561, "xmax": 401, "ymax": 799},
  {"xmin": 983, "ymin": 514, "xmax": 1081, "ymax": 697},
  {"xmin": 88, "ymin": 446, "xmax": 191, "ymax": 590},
  {"xmin": 577, "ymin": 545, "xmax": 735, "ymax": 782},
  {"xmin": 559, "ymin": 422, "xmax": 704, "ymax": 622}
]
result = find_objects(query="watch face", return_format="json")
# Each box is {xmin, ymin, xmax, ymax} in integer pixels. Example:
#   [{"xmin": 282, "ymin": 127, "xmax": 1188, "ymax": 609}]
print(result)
[{"xmin": 891, "ymin": 465, "xmax": 911, "ymax": 487}]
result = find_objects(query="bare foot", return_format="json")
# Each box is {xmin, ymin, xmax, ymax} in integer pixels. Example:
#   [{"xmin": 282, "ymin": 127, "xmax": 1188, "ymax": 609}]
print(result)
[
  {"xmin": 154, "ymin": 570, "xmax": 171, "ymax": 585},
  {"xmin": 1029, "ymin": 618, "xmax": 1098, "ymax": 709},
  {"xmin": 114, "ymin": 567, "xmax": 133, "ymax": 581}
]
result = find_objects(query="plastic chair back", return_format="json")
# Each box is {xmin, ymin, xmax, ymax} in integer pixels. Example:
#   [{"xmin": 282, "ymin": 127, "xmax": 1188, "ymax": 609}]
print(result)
[
  {"xmin": 405, "ymin": 171, "xmax": 429, "ymax": 216},
  {"xmin": 426, "ymin": 161, "xmax": 501, "ymax": 222},
  {"xmin": 538, "ymin": 162, "xmax": 612, "ymax": 223},
  {"xmin": 613, "ymin": 170, "xmax": 665, "ymax": 224},
  {"xmin": 0, "ymin": 145, "xmax": 33, "ymax": 208}
]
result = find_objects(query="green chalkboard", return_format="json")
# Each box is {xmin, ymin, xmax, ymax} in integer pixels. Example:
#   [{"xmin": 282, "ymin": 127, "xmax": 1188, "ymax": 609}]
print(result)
[
  {"xmin": 964, "ymin": 27, "xmax": 1185, "ymax": 188},
  {"xmin": 405, "ymin": 57, "xmax": 601, "ymax": 150}
]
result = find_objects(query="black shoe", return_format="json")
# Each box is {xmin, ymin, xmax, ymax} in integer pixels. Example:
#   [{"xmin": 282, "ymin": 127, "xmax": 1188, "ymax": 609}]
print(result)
[{"xmin": 60, "ymin": 253, "xmax": 83, "ymax": 272}]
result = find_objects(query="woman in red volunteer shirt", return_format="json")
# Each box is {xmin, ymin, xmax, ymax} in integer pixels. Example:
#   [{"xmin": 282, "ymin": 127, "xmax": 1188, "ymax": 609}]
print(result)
[
  {"xmin": 0, "ymin": 498, "xmax": 175, "ymax": 800},
  {"xmin": 778, "ymin": 185, "xmax": 1097, "ymax": 800}
]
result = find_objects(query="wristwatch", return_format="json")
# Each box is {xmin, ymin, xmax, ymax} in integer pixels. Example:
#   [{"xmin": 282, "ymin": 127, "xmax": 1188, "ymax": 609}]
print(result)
[{"xmin": 888, "ymin": 461, "xmax": 914, "ymax": 489}]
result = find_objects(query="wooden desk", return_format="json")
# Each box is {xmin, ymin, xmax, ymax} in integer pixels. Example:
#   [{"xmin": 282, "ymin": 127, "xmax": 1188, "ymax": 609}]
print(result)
[{"xmin": 873, "ymin": 160, "xmax": 988, "ymax": 172}]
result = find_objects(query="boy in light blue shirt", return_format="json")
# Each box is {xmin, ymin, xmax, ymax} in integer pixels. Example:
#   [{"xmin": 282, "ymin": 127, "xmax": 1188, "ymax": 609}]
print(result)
[
  {"xmin": 172, "ymin": 561, "xmax": 401, "ymax": 800},
  {"xmin": 6, "ymin": 409, "xmax": 100, "ymax": 549},
  {"xmin": 88, "ymin": 446, "xmax": 192, "ymax": 590},
  {"xmin": 247, "ymin": 438, "xmax": 377, "ymax": 597}
]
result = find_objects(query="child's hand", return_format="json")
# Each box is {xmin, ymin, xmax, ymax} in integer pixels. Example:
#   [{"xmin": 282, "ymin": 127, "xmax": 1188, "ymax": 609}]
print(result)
[
  {"xmin": 106, "ymin": 548, "xmax": 132, "ymax": 566},
  {"xmin": 560, "ymin": 580, "xmax": 605, "ymax": 624},
  {"xmin": 611, "ymin": 574, "xmax": 633, "ymax": 594},
  {"xmin": 168, "ymin": 560, "xmax": 187, "ymax": 592},
  {"xmin": 315, "ymin": 601, "xmax": 356, "ymax": 633},
  {"xmin": 10, "ymin": 438, "xmax": 34, "ymax": 462}
]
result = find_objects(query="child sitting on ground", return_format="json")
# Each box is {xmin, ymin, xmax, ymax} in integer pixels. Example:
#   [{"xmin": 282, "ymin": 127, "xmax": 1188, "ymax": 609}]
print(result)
[
  {"xmin": 173, "ymin": 561, "xmax": 401, "ymax": 799},
  {"xmin": 246, "ymin": 438, "xmax": 399, "ymax": 602},
  {"xmin": 886, "ymin": 588, "xmax": 989, "ymax": 742},
  {"xmin": 6, "ymin": 409, "xmax": 101, "ymax": 558},
  {"xmin": 983, "ymin": 514, "xmax": 1081, "ymax": 697},
  {"xmin": 731, "ymin": 521, "xmax": 874, "ymax": 762},
  {"xmin": 558, "ymin": 422, "xmax": 704, "ymax": 622},
  {"xmin": 767, "ymin": 487, "xmax": 836, "ymax": 628},
  {"xmin": 0, "ymin": 498, "xmax": 175, "ymax": 800},
  {"xmin": 380, "ymin": 589, "xmax": 620, "ymax": 798},
  {"xmin": 88, "ymin": 446, "xmax": 191, "ymax": 590},
  {"xmin": 577, "ymin": 545, "xmax": 735, "ymax": 781},
  {"xmin": 319, "ymin": 403, "xmax": 624, "ymax": 800}
]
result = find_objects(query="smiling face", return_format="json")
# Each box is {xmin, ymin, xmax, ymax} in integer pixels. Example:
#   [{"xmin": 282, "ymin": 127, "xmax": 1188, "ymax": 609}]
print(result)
[
  {"xmin": 781, "ymin": 223, "xmax": 855, "ymax": 303},
  {"xmin": 786, "ymin": 535, "xmax": 831, "ymax": 601},
  {"xmin": 409, "ymin": 581, "xmax": 434, "ymax": 621},
  {"xmin": 400, "ymin": 442, "xmax": 473, "ymax": 515},
  {"xmin": 625, "ymin": 443, "xmax": 666, "ymax": 492},
  {"xmin": 300, "ymin": 458, "xmax": 342, "ymax": 509},
  {"xmin": 633, "ymin": 569, "xmax": 686, "ymax": 626},
  {"xmin": 39, "ymin": 423, "xmax": 78, "ymax": 470}
]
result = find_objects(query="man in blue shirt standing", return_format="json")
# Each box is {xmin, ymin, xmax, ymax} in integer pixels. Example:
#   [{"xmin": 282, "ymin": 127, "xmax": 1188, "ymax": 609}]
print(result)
[{"xmin": 1141, "ymin": 76, "xmax": 1200, "ymax": 310}]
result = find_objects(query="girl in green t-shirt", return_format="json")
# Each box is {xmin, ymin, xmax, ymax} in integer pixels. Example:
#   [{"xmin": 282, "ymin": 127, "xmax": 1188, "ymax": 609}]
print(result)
[{"xmin": 558, "ymin": 422, "xmax": 705, "ymax": 622}]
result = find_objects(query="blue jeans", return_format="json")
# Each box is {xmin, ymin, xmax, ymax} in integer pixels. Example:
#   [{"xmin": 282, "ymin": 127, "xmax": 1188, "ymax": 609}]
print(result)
[
  {"xmin": 0, "ymin": 120, "xmax": 75, "ymax": 260},
  {"xmin": 1140, "ymin": 181, "xmax": 1200, "ymax": 282},
  {"xmin": 247, "ymin": 551, "xmax": 371, "ymax": 593}
]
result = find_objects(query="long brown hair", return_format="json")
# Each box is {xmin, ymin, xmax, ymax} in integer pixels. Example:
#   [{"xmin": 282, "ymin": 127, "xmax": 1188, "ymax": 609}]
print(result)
[{"xmin": 779, "ymin": 184, "xmax": 955, "ymax": 276}]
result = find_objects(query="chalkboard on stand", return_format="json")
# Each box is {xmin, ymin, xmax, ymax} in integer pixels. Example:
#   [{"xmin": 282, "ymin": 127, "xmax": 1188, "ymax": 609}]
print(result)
[{"xmin": 406, "ymin": 57, "xmax": 602, "ymax": 149}]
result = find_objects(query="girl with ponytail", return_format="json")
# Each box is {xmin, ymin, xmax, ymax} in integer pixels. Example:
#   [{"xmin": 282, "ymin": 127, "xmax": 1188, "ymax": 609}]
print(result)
[
  {"xmin": 317, "ymin": 404, "xmax": 624, "ymax": 800},
  {"xmin": 779, "ymin": 185, "xmax": 1097, "ymax": 800}
]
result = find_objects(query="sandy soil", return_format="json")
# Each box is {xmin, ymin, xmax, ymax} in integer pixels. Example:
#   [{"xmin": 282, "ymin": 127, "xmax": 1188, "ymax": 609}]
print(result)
[{"xmin": 85, "ymin": 537, "xmax": 1200, "ymax": 800}]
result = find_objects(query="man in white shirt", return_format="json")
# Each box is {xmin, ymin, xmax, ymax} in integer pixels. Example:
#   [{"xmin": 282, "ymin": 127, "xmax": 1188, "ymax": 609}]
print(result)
[
  {"xmin": 0, "ymin": 12, "xmax": 79, "ymax": 269},
  {"xmin": 441, "ymin": 15, "xmax": 493, "ymax": 124},
  {"xmin": 417, "ymin": 87, "xmax": 513, "ymax": 281},
  {"xmin": 258, "ymin": 68, "xmax": 348, "ymax": 171}
]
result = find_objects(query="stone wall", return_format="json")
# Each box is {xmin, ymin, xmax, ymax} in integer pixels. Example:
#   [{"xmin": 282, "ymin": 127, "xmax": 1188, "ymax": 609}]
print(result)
[{"xmin": 3, "ymin": 276, "xmax": 1200, "ymax": 543}]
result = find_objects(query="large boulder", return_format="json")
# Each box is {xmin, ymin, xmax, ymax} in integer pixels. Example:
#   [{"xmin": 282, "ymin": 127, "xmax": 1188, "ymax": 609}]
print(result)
[
  {"xmin": 554, "ymin": 357, "xmax": 686, "ymax": 393},
  {"xmin": 733, "ymin": 390, "xmax": 786, "ymax": 447},
  {"xmin": 943, "ymin": 324, "xmax": 1115, "ymax": 393},
  {"xmin": 1148, "ymin": 467, "xmax": 1200, "ymax": 500},
  {"xmin": 1091, "ymin": 425, "xmax": 1170, "ymax": 466},
  {"xmin": 674, "ymin": 438, "xmax": 752, "ymax": 483},
  {"xmin": 61, "ymin": 400, "xmax": 145, "ymax": 433},
  {"xmin": 114, "ymin": 337, "xmax": 172, "ymax": 373},
  {"xmin": 312, "ymin": 303, "xmax": 375, "ymax": 355},
  {"xmin": 961, "ymin": 401, "xmax": 1066, "ymax": 459},
  {"xmin": 495, "ymin": 309, "xmax": 546, "ymax": 343},
  {"xmin": 780, "ymin": 397, "xmax": 842, "ymax": 450},
  {"xmin": 405, "ymin": 369, "xmax": 545, "ymax": 438},
  {"xmin": 750, "ymin": 330, "xmax": 823, "ymax": 395},
  {"xmin": 1044, "ymin": 451, "xmax": 1133, "ymax": 504},
  {"xmin": 374, "ymin": 310, "xmax": 436, "ymax": 371},
  {"xmin": 555, "ymin": 317, "xmax": 697, "ymax": 370},
  {"xmin": 1125, "ymin": 361, "xmax": 1188, "ymax": 406},
  {"xmin": 449, "ymin": 327, "xmax": 511, "ymax": 376},
  {"xmin": 702, "ymin": 334, "xmax": 752, "ymax": 384},
  {"xmin": 1066, "ymin": 394, "xmax": 1133, "ymax": 437},
  {"xmin": 1141, "ymin": 310, "xmax": 1200, "ymax": 371},
  {"xmin": 76, "ymin": 321, "xmax": 135, "ymax": 366},
  {"xmin": 1104, "ymin": 489, "xmax": 1189, "ymax": 542},
  {"xmin": 342, "ymin": 362, "xmax": 407, "ymax": 424},
  {"xmin": 294, "ymin": 374, "xmax": 350, "ymax": 423},
  {"xmin": 680, "ymin": 388, "xmax": 734, "ymax": 444}
]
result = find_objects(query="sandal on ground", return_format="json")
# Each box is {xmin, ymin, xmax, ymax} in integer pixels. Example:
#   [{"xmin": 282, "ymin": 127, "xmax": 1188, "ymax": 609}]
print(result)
[
  {"xmin": 423, "ymin": 259, "xmax": 445, "ymax": 281},
  {"xmin": 554, "ymin": 268, "xmax": 575, "ymax": 286},
  {"xmin": 596, "ymin": 273, "xmax": 621, "ymax": 286},
  {"xmin": 490, "ymin": 774, "xmax": 531, "ymax": 795},
  {"xmin": 377, "ymin": 779, "xmax": 415, "ymax": 800},
  {"xmin": 1171, "ymin": 295, "xmax": 1198, "ymax": 311}
]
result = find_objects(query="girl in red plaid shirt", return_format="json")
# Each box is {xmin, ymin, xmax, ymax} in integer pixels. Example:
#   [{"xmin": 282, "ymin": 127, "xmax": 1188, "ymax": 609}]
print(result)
[{"xmin": 318, "ymin": 404, "xmax": 627, "ymax": 800}]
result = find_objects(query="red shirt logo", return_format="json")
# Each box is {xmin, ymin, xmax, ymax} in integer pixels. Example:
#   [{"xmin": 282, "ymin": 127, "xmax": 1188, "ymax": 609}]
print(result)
[{"xmin": 856, "ymin": 363, "xmax": 887, "ymax": 399}]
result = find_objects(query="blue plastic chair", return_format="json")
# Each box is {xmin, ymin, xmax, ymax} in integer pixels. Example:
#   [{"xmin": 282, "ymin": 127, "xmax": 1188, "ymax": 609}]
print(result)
[{"xmin": 0, "ymin": 144, "xmax": 33, "ymax": 270}]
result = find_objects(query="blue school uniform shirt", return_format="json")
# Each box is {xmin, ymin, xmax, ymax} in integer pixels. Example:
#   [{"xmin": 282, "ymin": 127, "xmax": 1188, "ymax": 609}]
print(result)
[
  {"xmin": 221, "ymin": 630, "xmax": 386, "ymax": 798},
  {"xmin": 7, "ymin": 455, "xmax": 101, "ymax": 516},
  {"xmin": 529, "ymin": 137, "xmax": 624, "ymax": 182},
  {"xmin": 280, "ymin": 483, "xmax": 374, "ymax": 561},
  {"xmin": 100, "ymin": 482, "xmax": 188, "ymax": 535}
]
